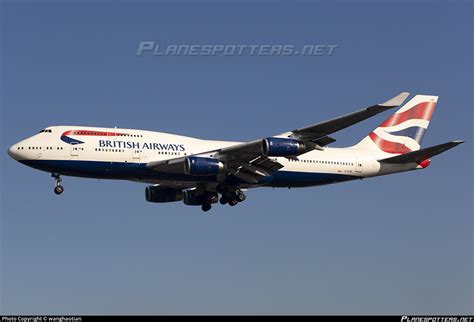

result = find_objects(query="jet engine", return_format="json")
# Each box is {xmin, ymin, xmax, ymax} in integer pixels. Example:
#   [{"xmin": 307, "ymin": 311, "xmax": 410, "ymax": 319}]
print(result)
[
  {"xmin": 261, "ymin": 137, "xmax": 306, "ymax": 157},
  {"xmin": 184, "ymin": 157, "xmax": 225, "ymax": 176},
  {"xmin": 145, "ymin": 186, "xmax": 183, "ymax": 203}
]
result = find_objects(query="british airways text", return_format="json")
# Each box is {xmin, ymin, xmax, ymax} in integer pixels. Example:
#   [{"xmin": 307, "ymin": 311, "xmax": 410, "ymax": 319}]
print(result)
[{"xmin": 98, "ymin": 140, "xmax": 185, "ymax": 151}]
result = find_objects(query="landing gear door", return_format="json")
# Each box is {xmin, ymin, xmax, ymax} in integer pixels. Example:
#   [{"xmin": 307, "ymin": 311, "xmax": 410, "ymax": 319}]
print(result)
[{"xmin": 70, "ymin": 143, "xmax": 79, "ymax": 157}]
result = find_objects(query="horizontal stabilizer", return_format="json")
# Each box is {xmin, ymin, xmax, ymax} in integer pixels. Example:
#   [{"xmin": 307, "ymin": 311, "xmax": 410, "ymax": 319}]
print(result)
[{"xmin": 379, "ymin": 141, "xmax": 464, "ymax": 164}]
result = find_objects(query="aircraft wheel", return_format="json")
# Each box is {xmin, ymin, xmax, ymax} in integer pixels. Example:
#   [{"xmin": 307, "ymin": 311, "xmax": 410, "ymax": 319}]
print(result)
[
  {"xmin": 219, "ymin": 197, "xmax": 228, "ymax": 205},
  {"xmin": 201, "ymin": 203, "xmax": 212, "ymax": 212},
  {"xmin": 236, "ymin": 191, "xmax": 246, "ymax": 202},
  {"xmin": 54, "ymin": 185, "xmax": 64, "ymax": 195},
  {"xmin": 228, "ymin": 199, "xmax": 238, "ymax": 206}
]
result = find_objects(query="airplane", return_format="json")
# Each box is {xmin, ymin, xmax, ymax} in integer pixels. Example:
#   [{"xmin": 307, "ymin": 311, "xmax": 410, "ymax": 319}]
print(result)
[{"xmin": 7, "ymin": 92, "xmax": 463, "ymax": 212}]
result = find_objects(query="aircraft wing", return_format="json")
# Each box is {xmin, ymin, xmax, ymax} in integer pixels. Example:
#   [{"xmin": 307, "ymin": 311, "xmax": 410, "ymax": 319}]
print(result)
[
  {"xmin": 147, "ymin": 92, "xmax": 409, "ymax": 183},
  {"xmin": 283, "ymin": 92, "xmax": 410, "ymax": 142},
  {"xmin": 146, "ymin": 142, "xmax": 283, "ymax": 184}
]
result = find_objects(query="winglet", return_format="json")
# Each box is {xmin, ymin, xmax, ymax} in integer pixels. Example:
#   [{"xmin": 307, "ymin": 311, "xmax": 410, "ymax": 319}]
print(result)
[{"xmin": 380, "ymin": 92, "xmax": 410, "ymax": 107}]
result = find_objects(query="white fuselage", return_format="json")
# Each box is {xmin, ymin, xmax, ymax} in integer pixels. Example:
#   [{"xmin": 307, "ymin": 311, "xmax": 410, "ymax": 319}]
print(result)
[{"xmin": 8, "ymin": 125, "xmax": 422, "ymax": 189}]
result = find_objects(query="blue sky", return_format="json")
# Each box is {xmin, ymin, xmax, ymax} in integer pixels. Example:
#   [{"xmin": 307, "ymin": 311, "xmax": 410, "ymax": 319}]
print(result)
[{"xmin": 1, "ymin": 0, "xmax": 472, "ymax": 314}]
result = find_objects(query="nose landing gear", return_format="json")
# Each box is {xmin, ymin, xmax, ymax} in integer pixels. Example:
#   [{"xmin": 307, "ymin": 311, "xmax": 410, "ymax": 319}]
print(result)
[{"xmin": 52, "ymin": 173, "xmax": 64, "ymax": 195}]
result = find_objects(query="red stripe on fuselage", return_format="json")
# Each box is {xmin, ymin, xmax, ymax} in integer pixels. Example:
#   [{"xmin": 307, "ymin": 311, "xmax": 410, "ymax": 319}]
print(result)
[
  {"xmin": 379, "ymin": 101, "xmax": 436, "ymax": 127},
  {"xmin": 62, "ymin": 130, "xmax": 128, "ymax": 137},
  {"xmin": 369, "ymin": 132, "xmax": 413, "ymax": 154}
]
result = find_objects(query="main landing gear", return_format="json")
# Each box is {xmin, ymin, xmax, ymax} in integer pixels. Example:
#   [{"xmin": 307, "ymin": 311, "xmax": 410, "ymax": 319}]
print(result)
[
  {"xmin": 217, "ymin": 186, "xmax": 246, "ymax": 208},
  {"xmin": 52, "ymin": 173, "xmax": 64, "ymax": 195},
  {"xmin": 201, "ymin": 203, "xmax": 212, "ymax": 212},
  {"xmin": 199, "ymin": 186, "xmax": 247, "ymax": 212}
]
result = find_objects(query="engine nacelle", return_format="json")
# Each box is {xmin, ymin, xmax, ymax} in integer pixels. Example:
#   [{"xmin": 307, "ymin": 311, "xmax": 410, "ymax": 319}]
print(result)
[
  {"xmin": 261, "ymin": 137, "xmax": 305, "ymax": 157},
  {"xmin": 184, "ymin": 157, "xmax": 225, "ymax": 176},
  {"xmin": 145, "ymin": 186, "xmax": 183, "ymax": 203},
  {"xmin": 183, "ymin": 189, "xmax": 218, "ymax": 206}
]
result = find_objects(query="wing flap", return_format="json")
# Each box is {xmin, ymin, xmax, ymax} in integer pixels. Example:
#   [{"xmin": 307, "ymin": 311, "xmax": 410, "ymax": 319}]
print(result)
[
  {"xmin": 312, "ymin": 136, "xmax": 336, "ymax": 146},
  {"xmin": 251, "ymin": 156, "xmax": 284, "ymax": 172}
]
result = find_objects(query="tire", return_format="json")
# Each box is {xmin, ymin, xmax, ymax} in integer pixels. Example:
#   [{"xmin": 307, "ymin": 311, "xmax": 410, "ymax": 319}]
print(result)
[
  {"xmin": 201, "ymin": 204, "xmax": 211, "ymax": 212},
  {"xmin": 237, "ymin": 192, "xmax": 246, "ymax": 202},
  {"xmin": 219, "ymin": 197, "xmax": 227, "ymax": 205},
  {"xmin": 54, "ymin": 185, "xmax": 64, "ymax": 195},
  {"xmin": 229, "ymin": 199, "xmax": 238, "ymax": 206}
]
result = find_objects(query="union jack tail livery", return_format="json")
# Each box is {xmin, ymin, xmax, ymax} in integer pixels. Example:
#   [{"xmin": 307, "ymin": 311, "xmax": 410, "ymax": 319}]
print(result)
[{"xmin": 355, "ymin": 95, "xmax": 438, "ymax": 155}]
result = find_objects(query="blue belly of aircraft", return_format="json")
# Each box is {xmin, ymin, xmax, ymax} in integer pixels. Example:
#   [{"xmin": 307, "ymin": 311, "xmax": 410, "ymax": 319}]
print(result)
[{"xmin": 19, "ymin": 160, "xmax": 357, "ymax": 187}]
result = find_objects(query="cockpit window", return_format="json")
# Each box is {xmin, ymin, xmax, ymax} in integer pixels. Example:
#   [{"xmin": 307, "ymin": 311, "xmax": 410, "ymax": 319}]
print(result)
[{"xmin": 38, "ymin": 129, "xmax": 52, "ymax": 133}]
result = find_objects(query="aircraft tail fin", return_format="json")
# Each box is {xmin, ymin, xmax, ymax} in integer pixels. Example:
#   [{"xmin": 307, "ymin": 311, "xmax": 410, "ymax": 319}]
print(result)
[{"xmin": 354, "ymin": 95, "xmax": 438, "ymax": 154}]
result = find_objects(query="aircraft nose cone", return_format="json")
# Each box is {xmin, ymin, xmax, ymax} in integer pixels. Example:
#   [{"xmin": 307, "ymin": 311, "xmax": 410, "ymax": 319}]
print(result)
[{"xmin": 8, "ymin": 145, "xmax": 18, "ymax": 160}]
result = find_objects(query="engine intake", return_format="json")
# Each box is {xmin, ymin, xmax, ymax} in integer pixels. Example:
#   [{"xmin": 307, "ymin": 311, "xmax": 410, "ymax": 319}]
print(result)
[
  {"xmin": 184, "ymin": 157, "xmax": 225, "ymax": 176},
  {"xmin": 261, "ymin": 137, "xmax": 305, "ymax": 157},
  {"xmin": 145, "ymin": 186, "xmax": 183, "ymax": 203}
]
